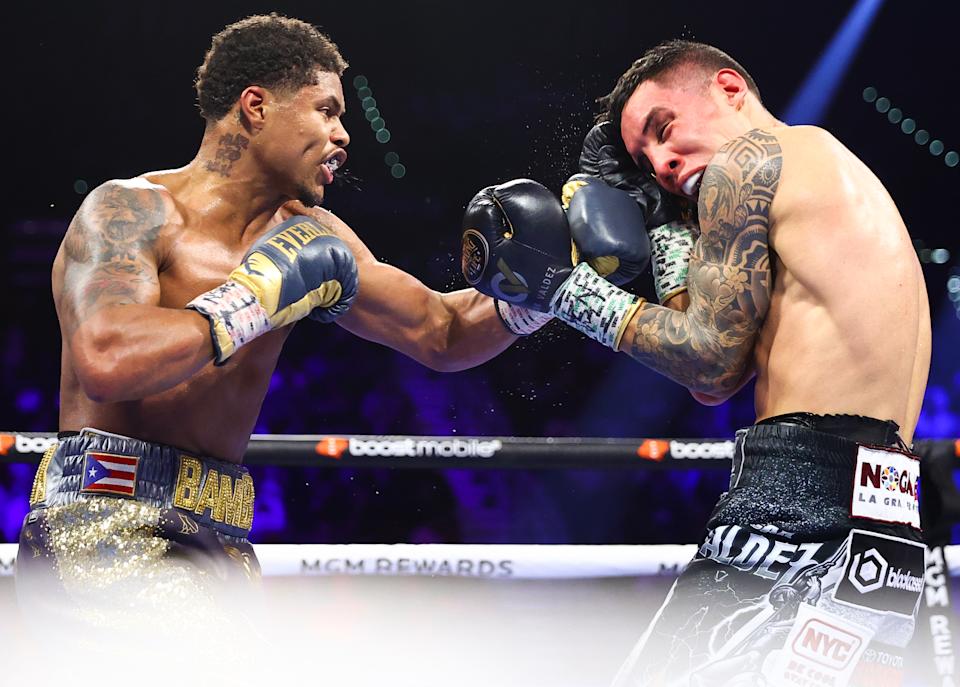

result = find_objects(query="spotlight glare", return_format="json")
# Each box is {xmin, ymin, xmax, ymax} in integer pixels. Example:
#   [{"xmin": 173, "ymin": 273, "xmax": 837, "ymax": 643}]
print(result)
[
  {"xmin": 356, "ymin": 86, "xmax": 372, "ymax": 99},
  {"xmin": 352, "ymin": 75, "xmax": 368, "ymax": 89},
  {"xmin": 900, "ymin": 118, "xmax": 916, "ymax": 134},
  {"xmin": 915, "ymin": 129, "xmax": 930, "ymax": 145},
  {"xmin": 930, "ymin": 140, "xmax": 945, "ymax": 156},
  {"xmin": 376, "ymin": 129, "xmax": 391, "ymax": 144},
  {"xmin": 370, "ymin": 117, "xmax": 385, "ymax": 132},
  {"xmin": 862, "ymin": 86, "xmax": 878, "ymax": 102},
  {"xmin": 875, "ymin": 97, "xmax": 891, "ymax": 113},
  {"xmin": 390, "ymin": 163, "xmax": 406, "ymax": 179},
  {"xmin": 384, "ymin": 152, "xmax": 399, "ymax": 165},
  {"xmin": 361, "ymin": 97, "xmax": 377, "ymax": 111},
  {"xmin": 364, "ymin": 108, "xmax": 380, "ymax": 122},
  {"xmin": 949, "ymin": 276, "xmax": 960, "ymax": 293},
  {"xmin": 946, "ymin": 151, "xmax": 959, "ymax": 168},
  {"xmin": 887, "ymin": 108, "xmax": 902, "ymax": 124},
  {"xmin": 931, "ymin": 248, "xmax": 950, "ymax": 264}
]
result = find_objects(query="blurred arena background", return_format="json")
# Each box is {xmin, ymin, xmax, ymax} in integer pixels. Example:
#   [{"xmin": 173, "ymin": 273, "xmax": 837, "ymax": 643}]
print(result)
[{"xmin": 1, "ymin": 2, "xmax": 959, "ymax": 683}]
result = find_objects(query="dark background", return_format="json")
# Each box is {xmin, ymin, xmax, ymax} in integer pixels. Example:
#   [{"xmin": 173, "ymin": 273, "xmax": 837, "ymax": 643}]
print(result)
[{"xmin": 2, "ymin": 0, "xmax": 958, "ymax": 544}]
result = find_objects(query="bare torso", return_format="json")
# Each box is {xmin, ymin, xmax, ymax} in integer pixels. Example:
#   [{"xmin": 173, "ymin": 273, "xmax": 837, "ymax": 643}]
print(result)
[
  {"xmin": 55, "ymin": 169, "xmax": 296, "ymax": 462},
  {"xmin": 54, "ymin": 164, "xmax": 511, "ymax": 463},
  {"xmin": 753, "ymin": 126, "xmax": 930, "ymax": 442}
]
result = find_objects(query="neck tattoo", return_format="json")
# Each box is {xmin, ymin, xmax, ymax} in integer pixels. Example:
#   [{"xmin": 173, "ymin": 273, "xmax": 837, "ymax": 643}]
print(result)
[{"xmin": 205, "ymin": 133, "xmax": 250, "ymax": 178}]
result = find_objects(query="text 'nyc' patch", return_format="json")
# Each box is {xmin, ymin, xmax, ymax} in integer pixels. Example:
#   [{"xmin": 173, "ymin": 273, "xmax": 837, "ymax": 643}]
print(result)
[
  {"xmin": 766, "ymin": 603, "xmax": 872, "ymax": 686},
  {"xmin": 832, "ymin": 529, "xmax": 925, "ymax": 617},
  {"xmin": 850, "ymin": 445, "xmax": 920, "ymax": 529}
]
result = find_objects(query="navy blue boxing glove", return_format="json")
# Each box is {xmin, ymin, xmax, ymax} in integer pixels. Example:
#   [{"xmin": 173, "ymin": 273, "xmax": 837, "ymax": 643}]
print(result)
[
  {"xmin": 579, "ymin": 122, "xmax": 699, "ymax": 302},
  {"xmin": 461, "ymin": 179, "xmax": 645, "ymax": 348},
  {"xmin": 461, "ymin": 179, "xmax": 572, "ymax": 315},
  {"xmin": 561, "ymin": 174, "xmax": 651, "ymax": 286},
  {"xmin": 188, "ymin": 215, "xmax": 358, "ymax": 364}
]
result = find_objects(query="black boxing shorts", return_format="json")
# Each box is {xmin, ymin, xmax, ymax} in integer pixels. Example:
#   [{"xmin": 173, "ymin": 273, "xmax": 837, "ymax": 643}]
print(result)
[
  {"xmin": 16, "ymin": 428, "xmax": 260, "ymax": 638},
  {"xmin": 612, "ymin": 414, "xmax": 924, "ymax": 687}
]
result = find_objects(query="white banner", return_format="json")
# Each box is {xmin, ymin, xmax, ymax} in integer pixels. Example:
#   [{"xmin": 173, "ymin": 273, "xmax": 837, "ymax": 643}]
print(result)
[{"xmin": 3, "ymin": 543, "xmax": 957, "ymax": 579}]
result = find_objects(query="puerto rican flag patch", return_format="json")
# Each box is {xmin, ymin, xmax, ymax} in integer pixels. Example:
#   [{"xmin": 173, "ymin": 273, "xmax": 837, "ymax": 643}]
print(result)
[{"xmin": 79, "ymin": 451, "xmax": 140, "ymax": 497}]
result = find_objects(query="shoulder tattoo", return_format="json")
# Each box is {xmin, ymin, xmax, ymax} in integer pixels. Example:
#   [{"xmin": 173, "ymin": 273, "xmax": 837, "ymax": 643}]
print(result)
[{"xmin": 62, "ymin": 182, "xmax": 166, "ymax": 323}]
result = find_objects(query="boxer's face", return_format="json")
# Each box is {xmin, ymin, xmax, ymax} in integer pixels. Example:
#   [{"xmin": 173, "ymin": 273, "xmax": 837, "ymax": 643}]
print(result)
[
  {"xmin": 264, "ymin": 70, "xmax": 350, "ymax": 206},
  {"xmin": 620, "ymin": 69, "xmax": 747, "ymax": 200}
]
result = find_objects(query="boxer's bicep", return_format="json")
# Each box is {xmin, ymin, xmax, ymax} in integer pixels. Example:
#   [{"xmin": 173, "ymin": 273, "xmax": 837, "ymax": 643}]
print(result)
[
  {"xmin": 60, "ymin": 181, "xmax": 164, "ymax": 340},
  {"xmin": 290, "ymin": 203, "xmax": 378, "ymax": 264},
  {"xmin": 687, "ymin": 129, "xmax": 779, "ymax": 382},
  {"xmin": 336, "ymin": 259, "xmax": 442, "ymax": 347}
]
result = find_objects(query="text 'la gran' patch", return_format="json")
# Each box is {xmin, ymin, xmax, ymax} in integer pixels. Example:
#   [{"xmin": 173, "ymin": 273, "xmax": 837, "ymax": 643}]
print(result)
[{"xmin": 850, "ymin": 446, "xmax": 920, "ymax": 529}]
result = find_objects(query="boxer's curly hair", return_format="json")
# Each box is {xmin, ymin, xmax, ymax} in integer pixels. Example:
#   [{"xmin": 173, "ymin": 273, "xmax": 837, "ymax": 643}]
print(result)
[
  {"xmin": 196, "ymin": 13, "xmax": 348, "ymax": 122},
  {"xmin": 597, "ymin": 40, "xmax": 761, "ymax": 130}
]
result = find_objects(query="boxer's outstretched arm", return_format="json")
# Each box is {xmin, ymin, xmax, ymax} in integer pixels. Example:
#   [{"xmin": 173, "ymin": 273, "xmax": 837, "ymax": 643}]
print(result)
[
  {"xmin": 293, "ymin": 204, "xmax": 515, "ymax": 372},
  {"xmin": 619, "ymin": 130, "xmax": 779, "ymax": 395},
  {"xmin": 58, "ymin": 180, "xmax": 214, "ymax": 402},
  {"xmin": 338, "ymin": 265, "xmax": 514, "ymax": 372}
]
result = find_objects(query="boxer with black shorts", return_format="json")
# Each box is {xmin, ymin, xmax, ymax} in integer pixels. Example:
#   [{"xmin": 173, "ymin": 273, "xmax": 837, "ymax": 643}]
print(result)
[
  {"xmin": 461, "ymin": 40, "xmax": 930, "ymax": 686},
  {"xmin": 19, "ymin": 14, "xmax": 519, "ymax": 633}
]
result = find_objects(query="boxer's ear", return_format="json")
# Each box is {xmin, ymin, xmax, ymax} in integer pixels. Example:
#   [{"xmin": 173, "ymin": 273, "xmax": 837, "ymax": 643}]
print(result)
[
  {"xmin": 714, "ymin": 69, "xmax": 748, "ymax": 110},
  {"xmin": 238, "ymin": 86, "xmax": 268, "ymax": 131}
]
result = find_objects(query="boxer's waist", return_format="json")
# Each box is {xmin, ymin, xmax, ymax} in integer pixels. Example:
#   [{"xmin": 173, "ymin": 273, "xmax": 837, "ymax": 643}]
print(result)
[
  {"xmin": 755, "ymin": 412, "xmax": 905, "ymax": 448},
  {"xmin": 30, "ymin": 428, "xmax": 254, "ymax": 539},
  {"xmin": 711, "ymin": 414, "xmax": 921, "ymax": 537}
]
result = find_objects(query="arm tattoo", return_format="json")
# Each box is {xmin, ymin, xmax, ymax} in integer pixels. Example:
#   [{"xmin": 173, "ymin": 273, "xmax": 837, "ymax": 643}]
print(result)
[
  {"xmin": 61, "ymin": 182, "xmax": 165, "ymax": 331},
  {"xmin": 627, "ymin": 129, "xmax": 781, "ymax": 392}
]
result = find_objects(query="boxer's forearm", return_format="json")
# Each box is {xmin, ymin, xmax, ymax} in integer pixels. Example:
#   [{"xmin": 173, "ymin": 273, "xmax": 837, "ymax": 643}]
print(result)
[
  {"xmin": 620, "ymin": 302, "xmax": 754, "ymax": 395},
  {"xmin": 662, "ymin": 289, "xmax": 749, "ymax": 403},
  {"xmin": 336, "ymin": 259, "xmax": 514, "ymax": 371},
  {"xmin": 623, "ymin": 250, "xmax": 764, "ymax": 394},
  {"xmin": 431, "ymin": 289, "xmax": 516, "ymax": 371},
  {"xmin": 70, "ymin": 305, "xmax": 215, "ymax": 402}
]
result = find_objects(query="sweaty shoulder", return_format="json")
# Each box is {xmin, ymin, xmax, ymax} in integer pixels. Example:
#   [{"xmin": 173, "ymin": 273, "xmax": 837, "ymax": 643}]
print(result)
[
  {"xmin": 280, "ymin": 200, "xmax": 376, "ymax": 264},
  {"xmin": 88, "ymin": 176, "xmax": 173, "ymax": 214},
  {"xmin": 65, "ymin": 177, "xmax": 174, "ymax": 266},
  {"xmin": 761, "ymin": 125, "xmax": 857, "ymax": 223},
  {"xmin": 696, "ymin": 129, "xmax": 782, "ymax": 266}
]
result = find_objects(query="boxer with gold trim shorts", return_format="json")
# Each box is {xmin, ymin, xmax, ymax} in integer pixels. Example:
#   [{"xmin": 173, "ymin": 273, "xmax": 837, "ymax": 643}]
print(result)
[{"xmin": 17, "ymin": 428, "xmax": 259, "ymax": 636}]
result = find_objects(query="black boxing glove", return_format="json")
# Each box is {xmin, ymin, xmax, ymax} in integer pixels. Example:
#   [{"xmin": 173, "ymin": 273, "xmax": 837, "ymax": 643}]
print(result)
[
  {"xmin": 461, "ymin": 179, "xmax": 572, "ymax": 329},
  {"xmin": 580, "ymin": 122, "xmax": 699, "ymax": 303},
  {"xmin": 561, "ymin": 174, "xmax": 651, "ymax": 286}
]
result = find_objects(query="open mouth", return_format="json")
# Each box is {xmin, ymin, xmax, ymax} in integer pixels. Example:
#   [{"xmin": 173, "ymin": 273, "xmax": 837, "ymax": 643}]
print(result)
[
  {"xmin": 322, "ymin": 157, "xmax": 341, "ymax": 174},
  {"xmin": 322, "ymin": 150, "xmax": 347, "ymax": 175},
  {"xmin": 681, "ymin": 170, "xmax": 704, "ymax": 198}
]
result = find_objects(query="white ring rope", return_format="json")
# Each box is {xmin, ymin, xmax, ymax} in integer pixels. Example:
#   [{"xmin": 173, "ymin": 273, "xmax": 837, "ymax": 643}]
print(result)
[{"xmin": 1, "ymin": 543, "xmax": 956, "ymax": 578}]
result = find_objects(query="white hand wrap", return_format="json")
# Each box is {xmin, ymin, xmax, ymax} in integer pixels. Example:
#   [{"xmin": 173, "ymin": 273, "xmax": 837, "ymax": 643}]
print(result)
[
  {"xmin": 549, "ymin": 263, "xmax": 645, "ymax": 351},
  {"xmin": 187, "ymin": 281, "xmax": 271, "ymax": 364},
  {"xmin": 495, "ymin": 300, "xmax": 553, "ymax": 336},
  {"xmin": 648, "ymin": 220, "xmax": 700, "ymax": 303}
]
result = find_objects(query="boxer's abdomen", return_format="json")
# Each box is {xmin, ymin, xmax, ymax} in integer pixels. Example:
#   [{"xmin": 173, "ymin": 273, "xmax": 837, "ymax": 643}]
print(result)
[{"xmin": 58, "ymin": 326, "xmax": 288, "ymax": 463}]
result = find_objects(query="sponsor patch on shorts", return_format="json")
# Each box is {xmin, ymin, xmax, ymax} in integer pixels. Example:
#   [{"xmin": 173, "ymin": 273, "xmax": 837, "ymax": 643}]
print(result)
[
  {"xmin": 832, "ymin": 529, "xmax": 925, "ymax": 617},
  {"xmin": 765, "ymin": 604, "xmax": 873, "ymax": 686},
  {"xmin": 850, "ymin": 445, "xmax": 920, "ymax": 529}
]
